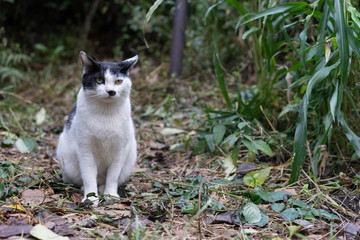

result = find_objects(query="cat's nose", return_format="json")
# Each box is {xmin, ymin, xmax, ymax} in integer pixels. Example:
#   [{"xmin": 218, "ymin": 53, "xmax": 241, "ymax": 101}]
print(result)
[{"xmin": 107, "ymin": 90, "xmax": 116, "ymax": 96}]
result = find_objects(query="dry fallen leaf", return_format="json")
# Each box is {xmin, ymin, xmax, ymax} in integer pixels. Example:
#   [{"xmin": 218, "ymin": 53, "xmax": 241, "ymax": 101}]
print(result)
[
  {"xmin": 30, "ymin": 224, "xmax": 69, "ymax": 240},
  {"xmin": 0, "ymin": 224, "xmax": 33, "ymax": 238},
  {"xmin": 22, "ymin": 189, "xmax": 46, "ymax": 206},
  {"xmin": 274, "ymin": 188, "xmax": 297, "ymax": 196}
]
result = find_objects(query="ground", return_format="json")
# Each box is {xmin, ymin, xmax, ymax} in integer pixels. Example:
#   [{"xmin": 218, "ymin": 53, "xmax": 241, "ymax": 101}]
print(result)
[{"xmin": 0, "ymin": 61, "xmax": 360, "ymax": 239}]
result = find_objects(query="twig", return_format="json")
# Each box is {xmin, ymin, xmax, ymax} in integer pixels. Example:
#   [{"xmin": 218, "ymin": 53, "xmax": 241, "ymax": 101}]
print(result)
[{"xmin": 260, "ymin": 105, "xmax": 276, "ymax": 132}]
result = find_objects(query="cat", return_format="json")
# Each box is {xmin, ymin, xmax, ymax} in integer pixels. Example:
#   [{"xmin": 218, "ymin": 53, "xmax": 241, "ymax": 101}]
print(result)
[{"xmin": 56, "ymin": 51, "xmax": 138, "ymax": 207}]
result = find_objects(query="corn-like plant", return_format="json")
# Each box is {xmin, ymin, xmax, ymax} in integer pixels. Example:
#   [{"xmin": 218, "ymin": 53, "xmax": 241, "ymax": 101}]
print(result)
[{"xmin": 219, "ymin": 0, "xmax": 360, "ymax": 182}]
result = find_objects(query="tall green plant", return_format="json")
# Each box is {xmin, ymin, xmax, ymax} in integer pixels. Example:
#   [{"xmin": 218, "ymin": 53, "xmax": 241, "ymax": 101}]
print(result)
[{"xmin": 235, "ymin": 0, "xmax": 360, "ymax": 182}]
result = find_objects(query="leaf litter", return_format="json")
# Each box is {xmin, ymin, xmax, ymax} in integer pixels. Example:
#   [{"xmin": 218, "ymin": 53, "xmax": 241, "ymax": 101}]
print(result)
[{"xmin": 0, "ymin": 63, "xmax": 359, "ymax": 239}]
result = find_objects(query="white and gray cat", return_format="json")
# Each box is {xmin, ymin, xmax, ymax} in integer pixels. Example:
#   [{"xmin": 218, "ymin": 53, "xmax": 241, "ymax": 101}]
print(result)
[{"xmin": 56, "ymin": 51, "xmax": 138, "ymax": 206}]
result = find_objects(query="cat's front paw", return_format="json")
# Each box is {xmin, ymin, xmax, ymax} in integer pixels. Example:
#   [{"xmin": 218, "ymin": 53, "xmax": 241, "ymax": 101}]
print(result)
[
  {"xmin": 103, "ymin": 192, "xmax": 120, "ymax": 202},
  {"xmin": 82, "ymin": 195, "xmax": 99, "ymax": 207}
]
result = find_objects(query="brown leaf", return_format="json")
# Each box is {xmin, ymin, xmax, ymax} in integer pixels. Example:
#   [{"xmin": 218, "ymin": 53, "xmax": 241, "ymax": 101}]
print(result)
[
  {"xmin": 72, "ymin": 193, "xmax": 83, "ymax": 203},
  {"xmin": 274, "ymin": 188, "xmax": 297, "ymax": 196},
  {"xmin": 106, "ymin": 203, "xmax": 131, "ymax": 210},
  {"xmin": 344, "ymin": 222, "xmax": 359, "ymax": 239},
  {"xmin": 0, "ymin": 224, "xmax": 33, "ymax": 238},
  {"xmin": 96, "ymin": 207, "xmax": 131, "ymax": 218},
  {"xmin": 22, "ymin": 189, "xmax": 45, "ymax": 206}
]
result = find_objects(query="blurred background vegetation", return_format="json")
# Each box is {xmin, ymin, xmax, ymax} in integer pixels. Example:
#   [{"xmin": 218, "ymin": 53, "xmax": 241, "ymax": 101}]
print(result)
[{"xmin": 1, "ymin": 0, "xmax": 360, "ymax": 183}]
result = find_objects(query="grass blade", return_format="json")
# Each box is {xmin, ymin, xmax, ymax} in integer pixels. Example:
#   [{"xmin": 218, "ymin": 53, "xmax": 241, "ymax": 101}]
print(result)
[
  {"xmin": 334, "ymin": 0, "xmax": 349, "ymax": 83},
  {"xmin": 306, "ymin": 62, "xmax": 339, "ymax": 102},
  {"xmin": 213, "ymin": 12, "xmax": 232, "ymax": 108},
  {"xmin": 329, "ymin": 81, "xmax": 339, "ymax": 121},
  {"xmin": 289, "ymin": 95, "xmax": 308, "ymax": 184},
  {"xmin": 239, "ymin": 2, "xmax": 309, "ymax": 27},
  {"xmin": 339, "ymin": 114, "xmax": 360, "ymax": 156},
  {"xmin": 142, "ymin": 0, "xmax": 165, "ymax": 48},
  {"xmin": 290, "ymin": 62, "xmax": 338, "ymax": 183}
]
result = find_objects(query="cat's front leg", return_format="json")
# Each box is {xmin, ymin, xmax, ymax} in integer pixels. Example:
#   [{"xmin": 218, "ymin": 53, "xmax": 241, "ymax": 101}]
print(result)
[
  {"xmin": 103, "ymin": 160, "xmax": 123, "ymax": 199},
  {"xmin": 79, "ymin": 152, "xmax": 99, "ymax": 206}
]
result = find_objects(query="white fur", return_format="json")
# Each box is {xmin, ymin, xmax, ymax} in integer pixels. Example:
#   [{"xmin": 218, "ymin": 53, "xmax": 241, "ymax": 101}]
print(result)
[{"xmin": 56, "ymin": 59, "xmax": 137, "ymax": 207}]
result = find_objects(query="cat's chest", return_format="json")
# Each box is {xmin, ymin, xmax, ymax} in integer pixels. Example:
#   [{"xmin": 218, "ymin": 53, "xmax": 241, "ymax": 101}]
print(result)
[{"xmin": 77, "ymin": 108, "xmax": 131, "ymax": 137}]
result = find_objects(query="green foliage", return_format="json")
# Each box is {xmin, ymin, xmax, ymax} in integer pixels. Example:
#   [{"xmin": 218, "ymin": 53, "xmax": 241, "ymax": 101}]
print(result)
[
  {"xmin": 0, "ymin": 161, "xmax": 27, "ymax": 199},
  {"xmin": 0, "ymin": 28, "xmax": 30, "ymax": 87},
  {"xmin": 243, "ymin": 167, "xmax": 272, "ymax": 187},
  {"xmin": 194, "ymin": 0, "xmax": 360, "ymax": 183}
]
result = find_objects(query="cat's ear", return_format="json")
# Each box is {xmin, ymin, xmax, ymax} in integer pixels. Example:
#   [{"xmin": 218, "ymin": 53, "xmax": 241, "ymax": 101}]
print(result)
[
  {"xmin": 119, "ymin": 55, "xmax": 138, "ymax": 75},
  {"xmin": 79, "ymin": 51, "xmax": 100, "ymax": 74}
]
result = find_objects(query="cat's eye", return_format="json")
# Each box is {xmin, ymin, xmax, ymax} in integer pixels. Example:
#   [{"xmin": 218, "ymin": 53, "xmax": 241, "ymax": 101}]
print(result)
[
  {"xmin": 95, "ymin": 78, "xmax": 104, "ymax": 84},
  {"xmin": 115, "ymin": 79, "xmax": 123, "ymax": 85}
]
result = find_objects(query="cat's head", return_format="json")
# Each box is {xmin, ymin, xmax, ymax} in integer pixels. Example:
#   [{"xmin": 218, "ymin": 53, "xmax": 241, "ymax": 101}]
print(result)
[{"xmin": 79, "ymin": 51, "xmax": 138, "ymax": 102}]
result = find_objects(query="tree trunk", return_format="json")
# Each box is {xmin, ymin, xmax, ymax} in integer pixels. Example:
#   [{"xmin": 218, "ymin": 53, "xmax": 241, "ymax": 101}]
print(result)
[{"xmin": 169, "ymin": 0, "xmax": 188, "ymax": 78}]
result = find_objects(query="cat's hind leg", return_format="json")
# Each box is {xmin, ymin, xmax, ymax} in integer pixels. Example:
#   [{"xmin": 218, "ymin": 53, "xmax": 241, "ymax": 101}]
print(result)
[{"xmin": 57, "ymin": 135, "xmax": 82, "ymax": 187}]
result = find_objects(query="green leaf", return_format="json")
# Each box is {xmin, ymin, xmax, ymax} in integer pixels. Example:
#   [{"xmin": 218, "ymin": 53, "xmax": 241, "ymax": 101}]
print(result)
[
  {"xmin": 53, "ymin": 45, "xmax": 65, "ymax": 56},
  {"xmin": 0, "ymin": 181, "xmax": 4, "ymax": 195},
  {"xmin": 2, "ymin": 139, "xmax": 13, "ymax": 146},
  {"xmin": 339, "ymin": 114, "xmax": 360, "ymax": 157},
  {"xmin": 160, "ymin": 128, "xmax": 184, "ymax": 136},
  {"xmin": 271, "ymin": 203, "xmax": 285, "ymax": 212},
  {"xmin": 288, "ymin": 225, "xmax": 302, "ymax": 238},
  {"xmin": 221, "ymin": 134, "xmax": 238, "ymax": 147},
  {"xmin": 254, "ymin": 140, "xmax": 274, "ymax": 157},
  {"xmin": 213, "ymin": 125, "xmax": 226, "ymax": 145},
  {"xmin": 306, "ymin": 63, "xmax": 339, "ymax": 102},
  {"xmin": 15, "ymin": 138, "xmax": 36, "ymax": 153},
  {"xmin": 290, "ymin": 63, "xmax": 339, "ymax": 184},
  {"xmin": 243, "ymin": 167, "xmax": 272, "ymax": 187},
  {"xmin": 239, "ymin": 2, "xmax": 309, "ymax": 27},
  {"xmin": 253, "ymin": 211, "xmax": 269, "ymax": 227},
  {"xmin": 335, "ymin": 0, "xmax": 349, "ymax": 83},
  {"xmin": 242, "ymin": 202, "xmax": 261, "ymax": 224},
  {"xmin": 288, "ymin": 199, "xmax": 308, "ymax": 209},
  {"xmin": 204, "ymin": 134, "xmax": 215, "ymax": 153},
  {"xmin": 204, "ymin": 0, "xmax": 223, "ymax": 22},
  {"xmin": 213, "ymin": 51, "xmax": 232, "ymax": 108},
  {"xmin": 329, "ymin": 82, "xmax": 339, "ymax": 121},
  {"xmin": 242, "ymin": 26, "xmax": 259, "ymax": 40},
  {"xmin": 278, "ymin": 104, "xmax": 299, "ymax": 119},
  {"xmin": 256, "ymin": 190, "xmax": 292, "ymax": 203},
  {"xmin": 223, "ymin": 154, "xmax": 236, "ymax": 180},
  {"xmin": 311, "ymin": 209, "xmax": 339, "ymax": 220},
  {"xmin": 226, "ymin": 0, "xmax": 247, "ymax": 15},
  {"xmin": 237, "ymin": 122, "xmax": 248, "ymax": 130},
  {"xmin": 213, "ymin": 14, "xmax": 232, "ymax": 108},
  {"xmin": 181, "ymin": 203, "xmax": 197, "ymax": 214},
  {"xmin": 34, "ymin": 43, "xmax": 47, "ymax": 52},
  {"xmin": 281, "ymin": 208, "xmax": 299, "ymax": 222},
  {"xmin": 241, "ymin": 138, "xmax": 258, "ymax": 154},
  {"xmin": 142, "ymin": 0, "xmax": 165, "ymax": 48},
  {"xmin": 209, "ymin": 198, "xmax": 227, "ymax": 211}
]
